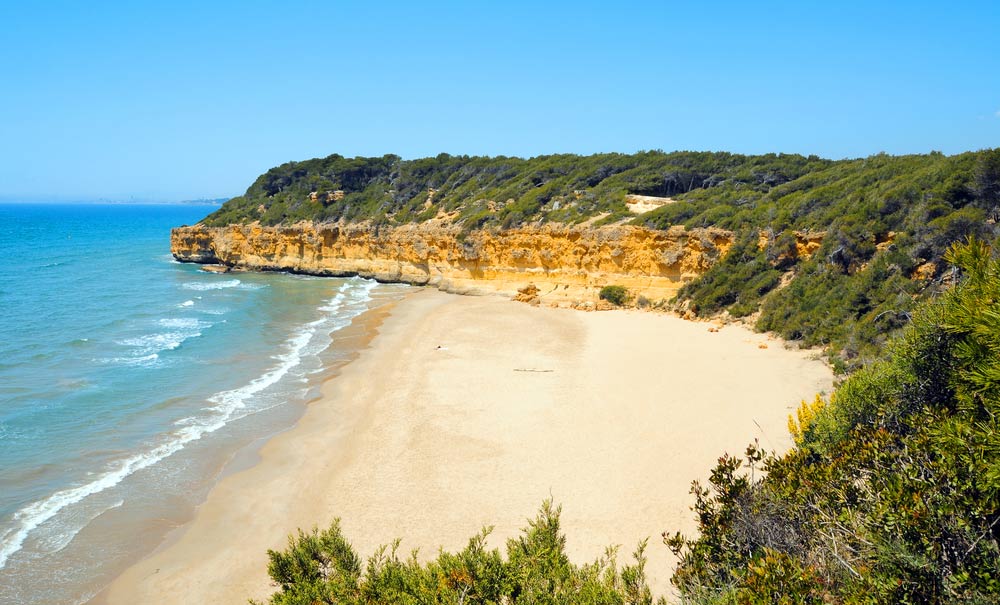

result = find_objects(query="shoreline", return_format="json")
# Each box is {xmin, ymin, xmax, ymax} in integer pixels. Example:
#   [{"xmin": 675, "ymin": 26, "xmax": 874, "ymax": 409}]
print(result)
[
  {"xmin": 82, "ymin": 288, "xmax": 404, "ymax": 605},
  {"xmin": 93, "ymin": 289, "xmax": 834, "ymax": 604}
]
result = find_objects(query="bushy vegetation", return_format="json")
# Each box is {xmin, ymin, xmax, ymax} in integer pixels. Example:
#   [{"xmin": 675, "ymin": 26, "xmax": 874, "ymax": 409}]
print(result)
[
  {"xmin": 666, "ymin": 239, "xmax": 1000, "ymax": 604},
  {"xmin": 203, "ymin": 148, "xmax": 1000, "ymax": 370},
  {"xmin": 670, "ymin": 150, "xmax": 1000, "ymax": 370},
  {"xmin": 599, "ymin": 285, "xmax": 631, "ymax": 306},
  {"xmin": 202, "ymin": 151, "xmax": 835, "ymax": 230},
  {"xmin": 254, "ymin": 500, "xmax": 662, "ymax": 605}
]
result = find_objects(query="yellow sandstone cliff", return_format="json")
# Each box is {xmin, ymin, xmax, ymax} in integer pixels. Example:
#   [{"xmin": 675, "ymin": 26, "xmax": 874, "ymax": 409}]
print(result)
[{"xmin": 171, "ymin": 222, "xmax": 734, "ymax": 304}]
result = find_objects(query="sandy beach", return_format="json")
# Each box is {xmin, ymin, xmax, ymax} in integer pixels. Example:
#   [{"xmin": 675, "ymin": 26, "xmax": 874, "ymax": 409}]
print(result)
[{"xmin": 95, "ymin": 288, "xmax": 833, "ymax": 604}]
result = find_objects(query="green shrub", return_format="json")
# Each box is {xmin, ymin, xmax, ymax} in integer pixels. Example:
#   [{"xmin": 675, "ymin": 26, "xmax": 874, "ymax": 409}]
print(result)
[
  {"xmin": 254, "ymin": 500, "xmax": 663, "ymax": 605},
  {"xmin": 599, "ymin": 285, "xmax": 630, "ymax": 306},
  {"xmin": 668, "ymin": 239, "xmax": 1000, "ymax": 604}
]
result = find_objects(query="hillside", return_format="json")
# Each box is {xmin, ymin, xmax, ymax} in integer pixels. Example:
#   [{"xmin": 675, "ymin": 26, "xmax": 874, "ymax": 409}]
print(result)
[
  {"xmin": 667, "ymin": 238, "xmax": 1000, "ymax": 604},
  {"xmin": 188, "ymin": 149, "xmax": 1000, "ymax": 370}
]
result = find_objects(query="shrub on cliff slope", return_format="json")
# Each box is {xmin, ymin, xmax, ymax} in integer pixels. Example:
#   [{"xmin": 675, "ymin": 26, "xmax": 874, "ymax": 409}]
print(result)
[
  {"xmin": 672, "ymin": 150, "xmax": 1000, "ymax": 371},
  {"xmin": 254, "ymin": 500, "xmax": 661, "ymax": 605},
  {"xmin": 667, "ymin": 238, "xmax": 1000, "ymax": 604},
  {"xmin": 599, "ymin": 285, "xmax": 631, "ymax": 306}
]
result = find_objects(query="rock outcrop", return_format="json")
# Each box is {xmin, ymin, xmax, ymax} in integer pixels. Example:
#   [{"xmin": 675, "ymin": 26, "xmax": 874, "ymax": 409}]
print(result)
[
  {"xmin": 171, "ymin": 222, "xmax": 734, "ymax": 304},
  {"xmin": 757, "ymin": 230, "xmax": 826, "ymax": 261}
]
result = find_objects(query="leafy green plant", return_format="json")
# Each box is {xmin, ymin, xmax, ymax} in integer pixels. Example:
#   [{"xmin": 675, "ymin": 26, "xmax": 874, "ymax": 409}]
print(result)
[
  {"xmin": 668, "ymin": 238, "xmax": 1000, "ymax": 604},
  {"xmin": 599, "ymin": 285, "xmax": 630, "ymax": 306},
  {"xmin": 253, "ymin": 500, "xmax": 664, "ymax": 605}
]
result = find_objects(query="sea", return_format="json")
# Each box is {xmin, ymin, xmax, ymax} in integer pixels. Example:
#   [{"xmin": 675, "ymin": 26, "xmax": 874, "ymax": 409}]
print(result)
[{"xmin": 0, "ymin": 203, "xmax": 404, "ymax": 604}]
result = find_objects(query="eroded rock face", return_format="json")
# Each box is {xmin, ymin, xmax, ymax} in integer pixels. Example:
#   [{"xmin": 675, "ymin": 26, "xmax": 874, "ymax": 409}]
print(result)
[
  {"xmin": 757, "ymin": 230, "xmax": 826, "ymax": 261},
  {"xmin": 171, "ymin": 222, "xmax": 733, "ymax": 304}
]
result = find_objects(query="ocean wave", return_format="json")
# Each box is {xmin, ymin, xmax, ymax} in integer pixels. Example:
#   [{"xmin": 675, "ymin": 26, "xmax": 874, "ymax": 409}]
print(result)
[
  {"xmin": 35, "ymin": 499, "xmax": 125, "ymax": 556},
  {"xmin": 179, "ymin": 300, "xmax": 194, "ymax": 308},
  {"xmin": 319, "ymin": 292, "xmax": 347, "ymax": 313},
  {"xmin": 117, "ymin": 330, "xmax": 201, "ymax": 356},
  {"xmin": 0, "ymin": 418, "xmax": 210, "ymax": 569},
  {"xmin": 181, "ymin": 279, "xmax": 241, "ymax": 291},
  {"xmin": 100, "ymin": 353, "xmax": 160, "ymax": 368},
  {"xmin": 0, "ymin": 279, "xmax": 380, "ymax": 571},
  {"xmin": 108, "ymin": 319, "xmax": 212, "ymax": 359},
  {"xmin": 196, "ymin": 307, "xmax": 227, "ymax": 315},
  {"xmin": 157, "ymin": 318, "xmax": 210, "ymax": 330}
]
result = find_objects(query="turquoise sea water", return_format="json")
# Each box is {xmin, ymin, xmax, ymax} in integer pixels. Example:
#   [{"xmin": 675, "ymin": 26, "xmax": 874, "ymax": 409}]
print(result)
[{"xmin": 0, "ymin": 204, "xmax": 396, "ymax": 604}]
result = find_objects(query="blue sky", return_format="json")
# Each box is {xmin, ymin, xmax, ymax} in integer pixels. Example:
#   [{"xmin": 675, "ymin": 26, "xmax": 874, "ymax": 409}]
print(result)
[{"xmin": 1, "ymin": 1, "xmax": 998, "ymax": 201}]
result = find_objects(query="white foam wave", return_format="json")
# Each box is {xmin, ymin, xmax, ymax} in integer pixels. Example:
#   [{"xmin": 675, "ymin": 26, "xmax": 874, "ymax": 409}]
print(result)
[
  {"xmin": 35, "ymin": 499, "xmax": 125, "ymax": 556},
  {"xmin": 117, "ymin": 331, "xmax": 200, "ymax": 356},
  {"xmin": 0, "ymin": 427, "xmax": 201, "ymax": 569},
  {"xmin": 351, "ymin": 276, "xmax": 379, "ymax": 297},
  {"xmin": 319, "ymin": 292, "xmax": 347, "ymax": 312},
  {"xmin": 157, "ymin": 318, "xmax": 210, "ymax": 330},
  {"xmin": 0, "ymin": 279, "xmax": 380, "ymax": 570},
  {"xmin": 113, "ymin": 319, "xmax": 209, "ymax": 359},
  {"xmin": 101, "ymin": 353, "xmax": 160, "ymax": 367},
  {"xmin": 179, "ymin": 300, "xmax": 194, "ymax": 308},
  {"xmin": 181, "ymin": 279, "xmax": 241, "ymax": 291}
]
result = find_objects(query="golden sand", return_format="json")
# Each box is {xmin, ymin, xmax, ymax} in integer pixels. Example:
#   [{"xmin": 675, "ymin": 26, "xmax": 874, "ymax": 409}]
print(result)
[{"xmin": 96, "ymin": 289, "xmax": 832, "ymax": 603}]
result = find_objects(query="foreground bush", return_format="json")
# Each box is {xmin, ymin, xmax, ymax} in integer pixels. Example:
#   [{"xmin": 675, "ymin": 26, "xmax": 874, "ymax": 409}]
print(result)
[
  {"xmin": 667, "ymin": 238, "xmax": 1000, "ymax": 604},
  {"xmin": 255, "ymin": 500, "xmax": 663, "ymax": 605}
]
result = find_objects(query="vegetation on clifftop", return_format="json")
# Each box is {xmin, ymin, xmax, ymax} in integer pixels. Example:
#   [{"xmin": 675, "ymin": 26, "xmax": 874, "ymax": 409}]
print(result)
[
  {"xmin": 202, "ymin": 149, "xmax": 1000, "ymax": 370},
  {"xmin": 202, "ymin": 151, "xmax": 837, "ymax": 230}
]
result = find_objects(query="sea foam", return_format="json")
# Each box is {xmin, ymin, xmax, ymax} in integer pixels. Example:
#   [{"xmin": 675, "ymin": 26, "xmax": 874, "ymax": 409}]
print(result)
[{"xmin": 181, "ymin": 279, "xmax": 241, "ymax": 291}]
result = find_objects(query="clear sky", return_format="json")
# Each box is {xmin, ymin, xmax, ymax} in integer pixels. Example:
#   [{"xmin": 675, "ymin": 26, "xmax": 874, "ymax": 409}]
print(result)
[{"xmin": 1, "ymin": 1, "xmax": 998, "ymax": 201}]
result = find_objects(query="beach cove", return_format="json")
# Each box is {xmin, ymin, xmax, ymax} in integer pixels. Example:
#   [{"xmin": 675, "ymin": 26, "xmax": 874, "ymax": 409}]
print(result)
[{"xmin": 94, "ymin": 288, "xmax": 834, "ymax": 604}]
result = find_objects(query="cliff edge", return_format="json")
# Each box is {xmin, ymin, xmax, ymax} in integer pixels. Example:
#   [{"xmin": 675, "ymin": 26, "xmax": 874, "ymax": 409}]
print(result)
[{"xmin": 171, "ymin": 222, "xmax": 733, "ymax": 304}]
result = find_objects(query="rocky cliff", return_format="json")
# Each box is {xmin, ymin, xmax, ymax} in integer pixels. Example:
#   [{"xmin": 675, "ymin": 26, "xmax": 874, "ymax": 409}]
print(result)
[{"xmin": 171, "ymin": 222, "xmax": 734, "ymax": 304}]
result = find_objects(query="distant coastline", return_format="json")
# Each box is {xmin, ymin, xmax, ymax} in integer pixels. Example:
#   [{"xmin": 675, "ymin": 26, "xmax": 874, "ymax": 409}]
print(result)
[{"xmin": 0, "ymin": 198, "xmax": 230, "ymax": 205}]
